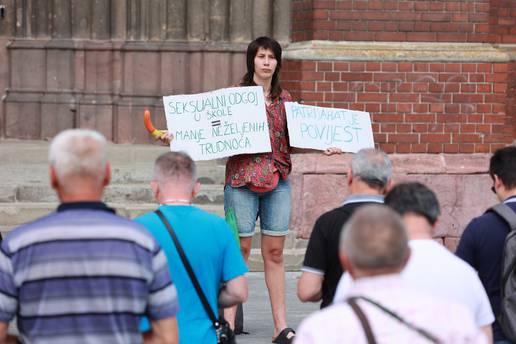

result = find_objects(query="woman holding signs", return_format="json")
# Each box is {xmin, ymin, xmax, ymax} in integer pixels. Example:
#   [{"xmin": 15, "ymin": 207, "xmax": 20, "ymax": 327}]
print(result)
[{"xmin": 152, "ymin": 36, "xmax": 340, "ymax": 344}]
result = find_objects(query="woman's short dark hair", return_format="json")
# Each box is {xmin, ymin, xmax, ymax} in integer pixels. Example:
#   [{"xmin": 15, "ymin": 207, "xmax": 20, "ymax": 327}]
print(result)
[{"xmin": 240, "ymin": 36, "xmax": 283, "ymax": 100}]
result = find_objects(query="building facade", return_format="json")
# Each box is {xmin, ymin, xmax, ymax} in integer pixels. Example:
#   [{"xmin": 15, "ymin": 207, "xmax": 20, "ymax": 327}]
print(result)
[{"xmin": 0, "ymin": 0, "xmax": 515, "ymax": 244}]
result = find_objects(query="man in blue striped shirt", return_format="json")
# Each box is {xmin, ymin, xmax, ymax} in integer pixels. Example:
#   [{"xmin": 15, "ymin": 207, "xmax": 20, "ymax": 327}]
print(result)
[{"xmin": 0, "ymin": 129, "xmax": 179, "ymax": 344}]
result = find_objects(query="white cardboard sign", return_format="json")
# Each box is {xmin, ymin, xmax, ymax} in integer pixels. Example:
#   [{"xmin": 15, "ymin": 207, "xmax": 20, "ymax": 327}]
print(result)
[
  {"xmin": 284, "ymin": 102, "xmax": 375, "ymax": 153},
  {"xmin": 163, "ymin": 86, "xmax": 271, "ymax": 160}
]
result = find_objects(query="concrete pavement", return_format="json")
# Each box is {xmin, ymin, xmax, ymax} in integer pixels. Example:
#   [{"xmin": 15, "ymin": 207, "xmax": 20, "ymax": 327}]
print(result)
[
  {"xmin": 7, "ymin": 272, "xmax": 319, "ymax": 342},
  {"xmin": 237, "ymin": 272, "xmax": 319, "ymax": 344}
]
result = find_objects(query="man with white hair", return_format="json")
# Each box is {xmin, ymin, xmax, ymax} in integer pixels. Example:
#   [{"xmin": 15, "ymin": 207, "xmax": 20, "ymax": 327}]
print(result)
[
  {"xmin": 297, "ymin": 148, "xmax": 392, "ymax": 308},
  {"xmin": 295, "ymin": 205, "xmax": 486, "ymax": 344},
  {"xmin": 0, "ymin": 129, "xmax": 179, "ymax": 343},
  {"xmin": 135, "ymin": 151, "xmax": 248, "ymax": 344}
]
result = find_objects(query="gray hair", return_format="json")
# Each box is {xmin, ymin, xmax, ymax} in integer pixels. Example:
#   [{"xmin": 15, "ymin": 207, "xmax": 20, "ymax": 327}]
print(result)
[
  {"xmin": 154, "ymin": 151, "xmax": 197, "ymax": 188},
  {"xmin": 49, "ymin": 129, "xmax": 108, "ymax": 185},
  {"xmin": 340, "ymin": 204, "xmax": 409, "ymax": 270},
  {"xmin": 351, "ymin": 148, "xmax": 392, "ymax": 190}
]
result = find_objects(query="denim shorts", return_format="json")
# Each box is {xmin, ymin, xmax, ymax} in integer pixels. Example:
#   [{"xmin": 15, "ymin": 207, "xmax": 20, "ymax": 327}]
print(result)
[{"xmin": 224, "ymin": 179, "xmax": 291, "ymax": 237}]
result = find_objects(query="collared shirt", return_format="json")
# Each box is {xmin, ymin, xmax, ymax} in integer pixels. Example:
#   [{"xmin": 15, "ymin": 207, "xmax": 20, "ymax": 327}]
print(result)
[
  {"xmin": 0, "ymin": 202, "xmax": 179, "ymax": 343},
  {"xmin": 301, "ymin": 194, "xmax": 384, "ymax": 308},
  {"xmin": 57, "ymin": 201, "xmax": 115, "ymax": 213},
  {"xmin": 334, "ymin": 240, "xmax": 495, "ymax": 327},
  {"xmin": 296, "ymin": 274, "xmax": 486, "ymax": 344},
  {"xmin": 225, "ymin": 89, "xmax": 293, "ymax": 188},
  {"xmin": 340, "ymin": 194, "xmax": 385, "ymax": 206}
]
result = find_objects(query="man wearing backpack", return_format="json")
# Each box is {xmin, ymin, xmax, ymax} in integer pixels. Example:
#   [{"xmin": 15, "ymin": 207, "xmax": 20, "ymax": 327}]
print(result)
[{"xmin": 457, "ymin": 146, "xmax": 516, "ymax": 344}]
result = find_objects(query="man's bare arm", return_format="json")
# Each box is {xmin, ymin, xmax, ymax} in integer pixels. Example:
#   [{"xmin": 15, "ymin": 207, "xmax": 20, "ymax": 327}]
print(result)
[
  {"xmin": 480, "ymin": 324, "xmax": 493, "ymax": 344},
  {"xmin": 297, "ymin": 271, "xmax": 324, "ymax": 302},
  {"xmin": 218, "ymin": 275, "xmax": 248, "ymax": 308},
  {"xmin": 143, "ymin": 317, "xmax": 179, "ymax": 344},
  {"xmin": 0, "ymin": 322, "xmax": 17, "ymax": 344}
]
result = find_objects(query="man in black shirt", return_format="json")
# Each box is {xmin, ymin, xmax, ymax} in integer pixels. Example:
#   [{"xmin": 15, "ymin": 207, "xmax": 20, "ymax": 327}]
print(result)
[
  {"xmin": 297, "ymin": 148, "xmax": 392, "ymax": 308},
  {"xmin": 456, "ymin": 146, "xmax": 516, "ymax": 343}
]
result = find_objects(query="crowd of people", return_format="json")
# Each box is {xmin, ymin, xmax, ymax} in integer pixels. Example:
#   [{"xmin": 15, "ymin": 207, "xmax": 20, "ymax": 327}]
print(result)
[
  {"xmin": 2, "ymin": 129, "xmax": 515, "ymax": 344},
  {"xmin": 0, "ymin": 35, "xmax": 514, "ymax": 344}
]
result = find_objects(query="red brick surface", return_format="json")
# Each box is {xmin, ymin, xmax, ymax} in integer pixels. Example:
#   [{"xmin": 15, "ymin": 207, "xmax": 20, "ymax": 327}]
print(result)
[
  {"xmin": 510, "ymin": 62, "xmax": 516, "ymax": 138},
  {"xmin": 292, "ymin": 0, "xmax": 516, "ymax": 43},
  {"xmin": 283, "ymin": 60, "xmax": 514, "ymax": 153}
]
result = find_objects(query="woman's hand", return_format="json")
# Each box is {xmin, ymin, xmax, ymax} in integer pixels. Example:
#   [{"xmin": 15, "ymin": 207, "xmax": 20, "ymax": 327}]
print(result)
[
  {"xmin": 144, "ymin": 110, "xmax": 173, "ymax": 146},
  {"xmin": 323, "ymin": 147, "xmax": 342, "ymax": 156},
  {"xmin": 155, "ymin": 131, "xmax": 174, "ymax": 146}
]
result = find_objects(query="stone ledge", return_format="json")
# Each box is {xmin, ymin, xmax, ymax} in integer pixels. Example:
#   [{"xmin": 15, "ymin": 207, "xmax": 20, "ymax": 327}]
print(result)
[
  {"xmin": 7, "ymin": 39, "xmax": 248, "ymax": 53},
  {"xmin": 292, "ymin": 153, "xmax": 490, "ymax": 175},
  {"xmin": 284, "ymin": 40, "xmax": 516, "ymax": 62}
]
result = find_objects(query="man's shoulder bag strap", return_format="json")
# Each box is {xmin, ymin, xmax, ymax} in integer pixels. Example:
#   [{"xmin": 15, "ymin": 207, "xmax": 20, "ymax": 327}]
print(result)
[
  {"xmin": 347, "ymin": 297, "xmax": 377, "ymax": 344},
  {"xmin": 347, "ymin": 296, "xmax": 442, "ymax": 344},
  {"xmin": 154, "ymin": 209, "xmax": 221, "ymax": 329}
]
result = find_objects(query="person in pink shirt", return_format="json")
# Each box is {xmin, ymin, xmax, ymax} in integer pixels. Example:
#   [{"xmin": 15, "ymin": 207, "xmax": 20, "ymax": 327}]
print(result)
[{"xmin": 296, "ymin": 205, "xmax": 486, "ymax": 344}]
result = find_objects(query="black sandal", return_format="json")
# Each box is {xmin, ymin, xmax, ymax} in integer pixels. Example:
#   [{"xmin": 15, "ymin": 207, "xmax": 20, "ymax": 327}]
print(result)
[{"xmin": 272, "ymin": 327, "xmax": 296, "ymax": 344}]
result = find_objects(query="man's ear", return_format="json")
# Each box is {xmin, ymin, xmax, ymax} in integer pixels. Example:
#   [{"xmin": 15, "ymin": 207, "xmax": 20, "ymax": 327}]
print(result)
[
  {"xmin": 150, "ymin": 181, "xmax": 160, "ymax": 201},
  {"xmin": 431, "ymin": 218, "xmax": 439, "ymax": 235},
  {"xmin": 494, "ymin": 174, "xmax": 504, "ymax": 191},
  {"xmin": 102, "ymin": 163, "xmax": 111, "ymax": 187},
  {"xmin": 340, "ymin": 252, "xmax": 356, "ymax": 279},
  {"xmin": 383, "ymin": 178, "xmax": 394, "ymax": 195},
  {"xmin": 192, "ymin": 181, "xmax": 201, "ymax": 198},
  {"xmin": 347, "ymin": 168, "xmax": 353, "ymax": 186},
  {"xmin": 49, "ymin": 166, "xmax": 59, "ymax": 190}
]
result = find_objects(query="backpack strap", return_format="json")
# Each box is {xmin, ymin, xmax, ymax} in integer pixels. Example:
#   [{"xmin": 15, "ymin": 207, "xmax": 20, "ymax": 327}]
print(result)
[{"xmin": 489, "ymin": 203, "xmax": 516, "ymax": 232}]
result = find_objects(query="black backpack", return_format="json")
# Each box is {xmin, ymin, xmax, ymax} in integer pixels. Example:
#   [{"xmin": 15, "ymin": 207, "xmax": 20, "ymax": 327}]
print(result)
[{"xmin": 490, "ymin": 203, "xmax": 516, "ymax": 341}]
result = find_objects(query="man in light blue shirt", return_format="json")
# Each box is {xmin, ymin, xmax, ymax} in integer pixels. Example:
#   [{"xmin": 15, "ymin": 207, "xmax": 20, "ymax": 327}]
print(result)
[{"xmin": 136, "ymin": 151, "xmax": 248, "ymax": 344}]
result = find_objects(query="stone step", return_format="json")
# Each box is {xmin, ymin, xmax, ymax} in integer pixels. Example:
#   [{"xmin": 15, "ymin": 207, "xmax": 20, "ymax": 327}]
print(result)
[
  {"xmin": 0, "ymin": 202, "xmax": 223, "ymax": 226},
  {"xmin": 0, "ymin": 162, "xmax": 226, "ymax": 185},
  {"xmin": 0, "ymin": 202, "xmax": 306, "ymax": 271},
  {"xmin": 1, "ymin": 183, "xmax": 225, "ymax": 204},
  {"xmin": 0, "ymin": 202, "xmax": 307, "ymax": 250},
  {"xmin": 0, "ymin": 140, "xmax": 227, "ymax": 185},
  {"xmin": 0, "ymin": 140, "xmax": 167, "ymax": 165},
  {"xmin": 2, "ymin": 140, "xmax": 223, "ymax": 166},
  {"xmin": 0, "ymin": 140, "xmax": 309, "ymax": 271}
]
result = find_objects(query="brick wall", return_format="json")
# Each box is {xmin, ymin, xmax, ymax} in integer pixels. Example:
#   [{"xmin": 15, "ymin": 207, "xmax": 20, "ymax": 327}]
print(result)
[
  {"xmin": 282, "ymin": 59, "xmax": 513, "ymax": 153},
  {"xmin": 510, "ymin": 61, "xmax": 516, "ymax": 138},
  {"xmin": 489, "ymin": 0, "xmax": 516, "ymax": 43},
  {"xmin": 292, "ymin": 0, "xmax": 516, "ymax": 43}
]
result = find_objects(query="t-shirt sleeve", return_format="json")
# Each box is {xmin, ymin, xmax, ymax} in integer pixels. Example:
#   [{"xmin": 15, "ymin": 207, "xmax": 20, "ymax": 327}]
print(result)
[
  {"xmin": 473, "ymin": 277, "xmax": 495, "ymax": 326},
  {"xmin": 333, "ymin": 272, "xmax": 353, "ymax": 303},
  {"xmin": 221, "ymin": 222, "xmax": 248, "ymax": 282},
  {"xmin": 147, "ymin": 248, "xmax": 180, "ymax": 320},
  {"xmin": 456, "ymin": 220, "xmax": 478, "ymax": 268},
  {"xmin": 0, "ymin": 246, "xmax": 17, "ymax": 323},
  {"xmin": 302, "ymin": 218, "xmax": 327, "ymax": 275}
]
